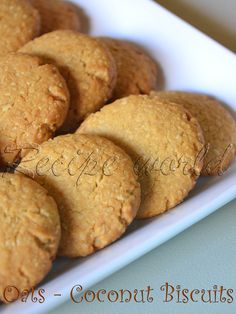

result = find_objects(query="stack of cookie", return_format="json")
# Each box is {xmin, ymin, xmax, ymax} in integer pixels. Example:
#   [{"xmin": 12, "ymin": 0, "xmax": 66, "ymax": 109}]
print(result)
[{"xmin": 0, "ymin": 0, "xmax": 236, "ymax": 304}]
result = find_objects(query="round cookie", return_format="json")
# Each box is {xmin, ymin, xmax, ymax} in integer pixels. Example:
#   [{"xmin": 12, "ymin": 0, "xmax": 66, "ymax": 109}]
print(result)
[
  {"xmin": 99, "ymin": 37, "xmax": 158, "ymax": 100},
  {"xmin": 17, "ymin": 134, "xmax": 141, "ymax": 257},
  {"xmin": 0, "ymin": 173, "xmax": 60, "ymax": 303},
  {"xmin": 77, "ymin": 95, "xmax": 205, "ymax": 219},
  {"xmin": 30, "ymin": 0, "xmax": 81, "ymax": 34},
  {"xmin": 152, "ymin": 91, "xmax": 236, "ymax": 175},
  {"xmin": 0, "ymin": 53, "xmax": 69, "ymax": 166},
  {"xmin": 0, "ymin": 0, "xmax": 40, "ymax": 56},
  {"xmin": 19, "ymin": 31, "xmax": 117, "ymax": 132}
]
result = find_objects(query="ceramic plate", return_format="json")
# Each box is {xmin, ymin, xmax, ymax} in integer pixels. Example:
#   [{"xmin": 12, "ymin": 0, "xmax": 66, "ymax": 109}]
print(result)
[{"xmin": 2, "ymin": 0, "xmax": 236, "ymax": 313}]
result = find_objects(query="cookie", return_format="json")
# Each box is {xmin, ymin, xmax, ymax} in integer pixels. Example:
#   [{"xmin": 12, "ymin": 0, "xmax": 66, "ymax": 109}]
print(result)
[
  {"xmin": 0, "ymin": 0, "xmax": 40, "ymax": 56},
  {"xmin": 99, "ymin": 37, "xmax": 158, "ymax": 100},
  {"xmin": 17, "ymin": 134, "xmax": 141, "ymax": 257},
  {"xmin": 0, "ymin": 173, "xmax": 60, "ymax": 303},
  {"xmin": 30, "ymin": 0, "xmax": 81, "ymax": 34},
  {"xmin": 152, "ymin": 91, "xmax": 236, "ymax": 175},
  {"xmin": 77, "ymin": 95, "xmax": 205, "ymax": 219},
  {"xmin": 0, "ymin": 53, "xmax": 69, "ymax": 166},
  {"xmin": 19, "ymin": 31, "xmax": 117, "ymax": 132}
]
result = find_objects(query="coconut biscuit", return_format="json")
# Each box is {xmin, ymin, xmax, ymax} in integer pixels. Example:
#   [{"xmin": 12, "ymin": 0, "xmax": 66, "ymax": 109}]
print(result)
[
  {"xmin": 0, "ymin": 173, "xmax": 61, "ymax": 303},
  {"xmin": 0, "ymin": 0, "xmax": 40, "ymax": 56},
  {"xmin": 17, "ymin": 134, "xmax": 141, "ymax": 257},
  {"xmin": 0, "ymin": 53, "xmax": 69, "ymax": 165},
  {"xmin": 20, "ymin": 31, "xmax": 117, "ymax": 132},
  {"xmin": 77, "ymin": 95, "xmax": 205, "ymax": 219},
  {"xmin": 153, "ymin": 91, "xmax": 236, "ymax": 175},
  {"xmin": 100, "ymin": 37, "xmax": 158, "ymax": 100},
  {"xmin": 30, "ymin": 0, "xmax": 81, "ymax": 34}
]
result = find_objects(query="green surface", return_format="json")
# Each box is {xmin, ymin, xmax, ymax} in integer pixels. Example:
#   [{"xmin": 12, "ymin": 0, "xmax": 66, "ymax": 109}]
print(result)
[{"xmin": 50, "ymin": 200, "xmax": 236, "ymax": 314}]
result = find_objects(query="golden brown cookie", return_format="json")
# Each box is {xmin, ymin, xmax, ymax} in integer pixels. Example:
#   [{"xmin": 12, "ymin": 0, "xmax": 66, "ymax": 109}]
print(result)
[
  {"xmin": 17, "ymin": 134, "xmax": 141, "ymax": 257},
  {"xmin": 77, "ymin": 95, "xmax": 205, "ymax": 219},
  {"xmin": 99, "ymin": 37, "xmax": 158, "ymax": 100},
  {"xmin": 0, "ymin": 173, "xmax": 60, "ymax": 303},
  {"xmin": 19, "ymin": 31, "xmax": 117, "ymax": 132},
  {"xmin": 0, "ymin": 53, "xmax": 69, "ymax": 166},
  {"xmin": 30, "ymin": 0, "xmax": 81, "ymax": 34},
  {"xmin": 152, "ymin": 91, "xmax": 236, "ymax": 175},
  {"xmin": 0, "ymin": 0, "xmax": 40, "ymax": 56}
]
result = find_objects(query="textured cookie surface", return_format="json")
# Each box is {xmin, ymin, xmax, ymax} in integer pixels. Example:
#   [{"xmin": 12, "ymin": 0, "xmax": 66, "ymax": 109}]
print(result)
[
  {"xmin": 77, "ymin": 95, "xmax": 205, "ymax": 219},
  {"xmin": 153, "ymin": 91, "xmax": 236, "ymax": 175},
  {"xmin": 0, "ymin": 53, "xmax": 69, "ymax": 165},
  {"xmin": 100, "ymin": 37, "xmax": 157, "ymax": 100},
  {"xmin": 20, "ymin": 31, "xmax": 117, "ymax": 132},
  {"xmin": 0, "ymin": 173, "xmax": 60, "ymax": 303},
  {"xmin": 30, "ymin": 0, "xmax": 81, "ymax": 34},
  {"xmin": 18, "ymin": 134, "xmax": 141, "ymax": 257},
  {"xmin": 0, "ymin": 0, "xmax": 40, "ymax": 56}
]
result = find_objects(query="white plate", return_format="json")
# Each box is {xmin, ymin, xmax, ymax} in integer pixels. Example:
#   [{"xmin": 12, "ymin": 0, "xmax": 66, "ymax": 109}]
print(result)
[{"xmin": 2, "ymin": 0, "xmax": 236, "ymax": 313}]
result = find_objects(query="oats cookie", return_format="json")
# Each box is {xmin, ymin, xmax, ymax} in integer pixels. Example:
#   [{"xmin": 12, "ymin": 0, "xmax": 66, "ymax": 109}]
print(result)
[
  {"xmin": 100, "ymin": 37, "xmax": 157, "ymax": 100},
  {"xmin": 0, "ymin": 173, "xmax": 60, "ymax": 303},
  {"xmin": 152, "ymin": 91, "xmax": 236, "ymax": 175},
  {"xmin": 77, "ymin": 95, "xmax": 205, "ymax": 219},
  {"xmin": 30, "ymin": 0, "xmax": 81, "ymax": 34},
  {"xmin": 17, "ymin": 134, "xmax": 141, "ymax": 257},
  {"xmin": 0, "ymin": 0, "xmax": 40, "ymax": 56},
  {"xmin": 20, "ymin": 31, "xmax": 117, "ymax": 132},
  {"xmin": 0, "ymin": 53, "xmax": 69, "ymax": 166}
]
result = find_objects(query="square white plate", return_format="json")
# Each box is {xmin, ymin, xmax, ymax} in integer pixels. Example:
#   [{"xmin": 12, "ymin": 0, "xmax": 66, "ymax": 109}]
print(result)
[{"xmin": 2, "ymin": 0, "xmax": 236, "ymax": 313}]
